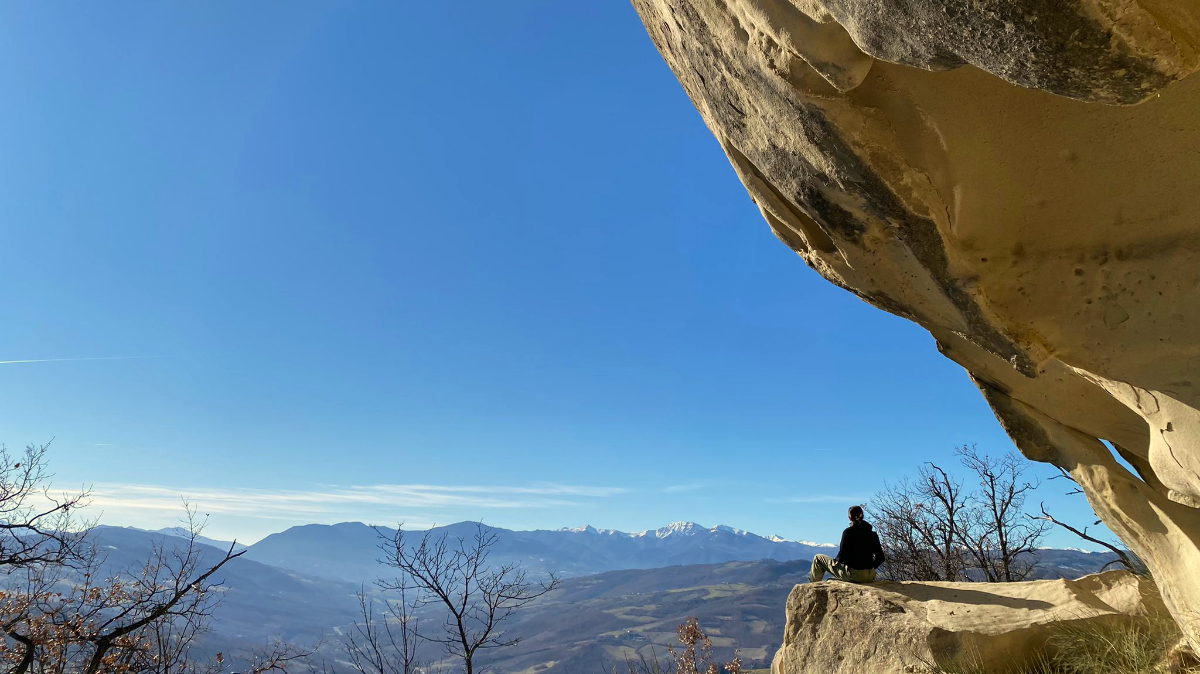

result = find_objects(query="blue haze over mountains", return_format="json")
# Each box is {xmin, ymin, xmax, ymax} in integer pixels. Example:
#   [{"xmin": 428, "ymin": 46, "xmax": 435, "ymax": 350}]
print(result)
[
  {"xmin": 81, "ymin": 522, "xmax": 1120, "ymax": 671},
  {"xmin": 240, "ymin": 520, "xmax": 838, "ymax": 581}
]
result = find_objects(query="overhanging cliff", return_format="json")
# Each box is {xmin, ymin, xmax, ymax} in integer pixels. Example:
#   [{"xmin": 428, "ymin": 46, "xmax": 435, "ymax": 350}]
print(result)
[{"xmin": 630, "ymin": 0, "xmax": 1200, "ymax": 644}]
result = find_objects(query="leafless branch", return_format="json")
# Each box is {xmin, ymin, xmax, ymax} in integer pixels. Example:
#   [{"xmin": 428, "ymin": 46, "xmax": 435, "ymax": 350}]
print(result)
[
  {"xmin": 374, "ymin": 522, "xmax": 560, "ymax": 674},
  {"xmin": 1031, "ymin": 502, "xmax": 1144, "ymax": 574}
]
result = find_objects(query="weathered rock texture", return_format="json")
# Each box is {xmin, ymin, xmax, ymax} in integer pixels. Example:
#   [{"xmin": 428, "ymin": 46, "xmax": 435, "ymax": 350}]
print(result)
[
  {"xmin": 631, "ymin": 0, "xmax": 1200, "ymax": 645},
  {"xmin": 773, "ymin": 570, "xmax": 1167, "ymax": 674}
]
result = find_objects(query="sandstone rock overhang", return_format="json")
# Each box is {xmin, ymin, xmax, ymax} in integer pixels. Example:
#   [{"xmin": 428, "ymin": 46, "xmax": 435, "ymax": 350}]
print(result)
[
  {"xmin": 630, "ymin": 0, "xmax": 1200, "ymax": 646},
  {"xmin": 773, "ymin": 570, "xmax": 1166, "ymax": 674}
]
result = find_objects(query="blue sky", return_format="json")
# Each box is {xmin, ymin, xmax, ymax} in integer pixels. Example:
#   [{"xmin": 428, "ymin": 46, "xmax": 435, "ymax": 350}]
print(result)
[{"xmin": 0, "ymin": 2, "xmax": 1105, "ymax": 547}]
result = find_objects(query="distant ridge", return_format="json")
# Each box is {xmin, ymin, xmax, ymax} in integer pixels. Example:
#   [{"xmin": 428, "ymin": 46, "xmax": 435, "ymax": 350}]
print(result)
[
  {"xmin": 98, "ymin": 525, "xmax": 250, "ymax": 554},
  {"xmin": 552, "ymin": 521, "xmax": 835, "ymax": 544},
  {"xmin": 239, "ymin": 519, "xmax": 1118, "ymax": 587},
  {"xmin": 243, "ymin": 520, "xmax": 839, "ymax": 582},
  {"xmin": 153, "ymin": 526, "xmax": 249, "ymax": 553}
]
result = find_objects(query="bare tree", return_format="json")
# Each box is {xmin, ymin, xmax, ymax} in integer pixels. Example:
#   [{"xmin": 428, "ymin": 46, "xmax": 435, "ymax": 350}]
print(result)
[
  {"xmin": 140, "ymin": 599, "xmax": 209, "ymax": 674},
  {"xmin": 344, "ymin": 585, "xmax": 421, "ymax": 674},
  {"xmin": 873, "ymin": 463, "xmax": 970, "ymax": 581},
  {"xmin": 1, "ymin": 505, "xmax": 246, "ymax": 673},
  {"xmin": 77, "ymin": 533, "xmax": 244, "ymax": 672},
  {"xmin": 609, "ymin": 618, "xmax": 740, "ymax": 674},
  {"xmin": 871, "ymin": 446, "xmax": 1050, "ymax": 582},
  {"xmin": 668, "ymin": 618, "xmax": 740, "ymax": 674},
  {"xmin": 375, "ymin": 523, "xmax": 561, "ymax": 674},
  {"xmin": 0, "ymin": 441, "xmax": 95, "ymax": 672},
  {"xmin": 228, "ymin": 640, "xmax": 320, "ymax": 674},
  {"xmin": 956, "ymin": 445, "xmax": 1050, "ymax": 582},
  {"xmin": 0, "ymin": 443, "xmax": 317, "ymax": 674},
  {"xmin": 0, "ymin": 442, "xmax": 92, "ymax": 571}
]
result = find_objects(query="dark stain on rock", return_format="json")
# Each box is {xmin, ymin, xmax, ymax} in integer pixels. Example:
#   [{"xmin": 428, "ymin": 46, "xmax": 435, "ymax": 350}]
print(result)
[
  {"xmin": 814, "ymin": 0, "xmax": 1178, "ymax": 104},
  {"xmin": 972, "ymin": 377, "xmax": 1060, "ymax": 464}
]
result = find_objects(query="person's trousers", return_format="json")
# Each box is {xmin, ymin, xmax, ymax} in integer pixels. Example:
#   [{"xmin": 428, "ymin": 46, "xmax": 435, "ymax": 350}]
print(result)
[{"xmin": 809, "ymin": 553, "xmax": 877, "ymax": 583}]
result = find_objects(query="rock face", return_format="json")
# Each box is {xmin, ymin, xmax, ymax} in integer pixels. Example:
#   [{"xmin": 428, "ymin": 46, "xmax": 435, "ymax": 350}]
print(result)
[
  {"xmin": 773, "ymin": 570, "xmax": 1166, "ymax": 674},
  {"xmin": 630, "ymin": 0, "xmax": 1200, "ymax": 644}
]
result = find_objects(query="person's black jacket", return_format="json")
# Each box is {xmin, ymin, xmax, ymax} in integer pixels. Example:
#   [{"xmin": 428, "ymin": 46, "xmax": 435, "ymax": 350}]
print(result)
[{"xmin": 835, "ymin": 520, "xmax": 886, "ymax": 570}]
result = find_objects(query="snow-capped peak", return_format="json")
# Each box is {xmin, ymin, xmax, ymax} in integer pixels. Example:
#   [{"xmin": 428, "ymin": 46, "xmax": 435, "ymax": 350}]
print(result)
[
  {"xmin": 555, "ymin": 522, "xmax": 836, "ymax": 546},
  {"xmin": 558, "ymin": 525, "xmax": 626, "ymax": 536},
  {"xmin": 653, "ymin": 522, "xmax": 704, "ymax": 538}
]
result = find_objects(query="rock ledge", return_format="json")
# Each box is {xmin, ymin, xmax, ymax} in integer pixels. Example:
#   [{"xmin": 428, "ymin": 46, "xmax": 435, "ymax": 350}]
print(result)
[{"xmin": 771, "ymin": 570, "xmax": 1165, "ymax": 674}]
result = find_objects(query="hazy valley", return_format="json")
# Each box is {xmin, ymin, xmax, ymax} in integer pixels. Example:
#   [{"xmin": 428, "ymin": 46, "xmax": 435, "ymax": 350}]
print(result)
[{"xmin": 84, "ymin": 522, "xmax": 1122, "ymax": 673}]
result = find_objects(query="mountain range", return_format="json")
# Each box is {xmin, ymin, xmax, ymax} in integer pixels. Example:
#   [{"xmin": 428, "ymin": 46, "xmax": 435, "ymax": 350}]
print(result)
[
  {"xmin": 240, "ymin": 520, "xmax": 836, "ymax": 581},
  {"xmin": 86, "ymin": 521, "xmax": 1121, "ymax": 672}
]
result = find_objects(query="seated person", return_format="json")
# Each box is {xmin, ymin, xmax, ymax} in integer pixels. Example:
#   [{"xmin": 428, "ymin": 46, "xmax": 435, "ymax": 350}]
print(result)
[{"xmin": 809, "ymin": 505, "xmax": 886, "ymax": 583}]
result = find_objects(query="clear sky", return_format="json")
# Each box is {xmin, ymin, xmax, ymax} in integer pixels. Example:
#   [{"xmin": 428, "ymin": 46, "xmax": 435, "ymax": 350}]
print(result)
[{"xmin": 0, "ymin": 2, "xmax": 1107, "ymax": 547}]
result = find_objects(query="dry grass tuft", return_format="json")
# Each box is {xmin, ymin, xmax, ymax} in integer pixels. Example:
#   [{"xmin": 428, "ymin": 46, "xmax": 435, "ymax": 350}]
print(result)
[
  {"xmin": 929, "ymin": 614, "xmax": 1194, "ymax": 674},
  {"xmin": 1049, "ymin": 615, "xmax": 1183, "ymax": 674}
]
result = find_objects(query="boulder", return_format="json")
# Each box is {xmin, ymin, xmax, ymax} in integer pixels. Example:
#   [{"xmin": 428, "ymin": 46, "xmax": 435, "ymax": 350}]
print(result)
[
  {"xmin": 630, "ymin": 0, "xmax": 1200, "ymax": 644},
  {"xmin": 772, "ymin": 570, "xmax": 1166, "ymax": 674}
]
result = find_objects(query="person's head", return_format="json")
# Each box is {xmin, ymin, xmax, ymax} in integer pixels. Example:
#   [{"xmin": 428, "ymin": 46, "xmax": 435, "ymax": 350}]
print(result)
[{"xmin": 848, "ymin": 505, "xmax": 864, "ymax": 523}]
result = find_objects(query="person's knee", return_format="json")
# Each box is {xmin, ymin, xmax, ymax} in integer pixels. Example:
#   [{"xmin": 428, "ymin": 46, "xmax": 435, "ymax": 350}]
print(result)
[{"xmin": 808, "ymin": 556, "xmax": 827, "ymax": 582}]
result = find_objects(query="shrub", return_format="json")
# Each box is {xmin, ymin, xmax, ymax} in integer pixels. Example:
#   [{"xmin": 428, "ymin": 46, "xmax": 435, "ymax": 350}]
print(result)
[{"xmin": 614, "ymin": 618, "xmax": 740, "ymax": 674}]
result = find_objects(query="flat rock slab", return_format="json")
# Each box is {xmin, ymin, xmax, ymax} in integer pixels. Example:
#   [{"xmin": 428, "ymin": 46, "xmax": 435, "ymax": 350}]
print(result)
[{"xmin": 771, "ymin": 570, "xmax": 1165, "ymax": 674}]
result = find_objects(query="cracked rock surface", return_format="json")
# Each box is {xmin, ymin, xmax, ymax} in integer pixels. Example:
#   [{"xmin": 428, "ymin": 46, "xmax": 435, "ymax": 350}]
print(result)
[{"xmin": 631, "ymin": 0, "xmax": 1200, "ymax": 646}]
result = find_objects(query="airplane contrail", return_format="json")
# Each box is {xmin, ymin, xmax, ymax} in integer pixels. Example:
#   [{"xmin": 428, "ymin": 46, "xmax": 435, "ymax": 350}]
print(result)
[{"xmin": 0, "ymin": 356, "xmax": 161, "ymax": 365}]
